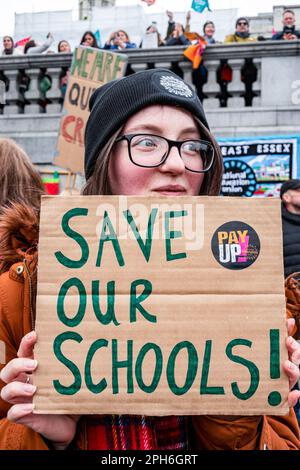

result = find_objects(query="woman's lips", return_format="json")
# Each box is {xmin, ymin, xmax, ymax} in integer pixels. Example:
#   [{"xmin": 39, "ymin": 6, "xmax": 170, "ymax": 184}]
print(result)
[{"xmin": 153, "ymin": 185, "xmax": 186, "ymax": 196}]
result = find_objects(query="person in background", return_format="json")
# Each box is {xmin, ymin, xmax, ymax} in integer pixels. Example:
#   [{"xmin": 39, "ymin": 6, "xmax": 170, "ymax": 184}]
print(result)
[
  {"xmin": 203, "ymin": 21, "xmax": 217, "ymax": 44},
  {"xmin": 272, "ymin": 10, "xmax": 300, "ymax": 40},
  {"xmin": 57, "ymin": 41, "xmax": 71, "ymax": 99},
  {"xmin": 280, "ymin": 179, "xmax": 300, "ymax": 278},
  {"xmin": 280, "ymin": 178, "xmax": 300, "ymax": 428},
  {"xmin": 23, "ymin": 34, "xmax": 54, "ymax": 106},
  {"xmin": 224, "ymin": 17, "xmax": 256, "ymax": 43},
  {"xmin": 165, "ymin": 9, "xmax": 176, "ymax": 39},
  {"xmin": 2, "ymin": 36, "xmax": 14, "ymax": 55},
  {"xmin": 164, "ymin": 18, "xmax": 190, "ymax": 78},
  {"xmin": 140, "ymin": 24, "xmax": 165, "ymax": 48},
  {"xmin": 104, "ymin": 30, "xmax": 137, "ymax": 50},
  {"xmin": 58, "ymin": 40, "xmax": 71, "ymax": 53},
  {"xmin": 165, "ymin": 9, "xmax": 191, "ymax": 44},
  {"xmin": 80, "ymin": 31, "xmax": 99, "ymax": 48},
  {"xmin": 165, "ymin": 22, "xmax": 190, "ymax": 46},
  {"xmin": 1, "ymin": 36, "xmax": 22, "ymax": 56},
  {"xmin": 0, "ymin": 138, "xmax": 44, "ymax": 212},
  {"xmin": 184, "ymin": 11, "xmax": 218, "ymax": 45},
  {"xmin": 23, "ymin": 33, "xmax": 54, "ymax": 55},
  {"xmin": 0, "ymin": 69, "xmax": 300, "ymax": 451}
]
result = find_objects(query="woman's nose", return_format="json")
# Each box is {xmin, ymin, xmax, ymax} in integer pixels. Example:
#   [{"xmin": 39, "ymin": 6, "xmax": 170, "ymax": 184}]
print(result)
[{"xmin": 159, "ymin": 146, "xmax": 185, "ymax": 174}]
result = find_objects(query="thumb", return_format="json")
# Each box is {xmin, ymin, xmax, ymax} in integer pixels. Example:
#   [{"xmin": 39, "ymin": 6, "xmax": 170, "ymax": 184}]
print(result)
[
  {"xmin": 17, "ymin": 331, "xmax": 37, "ymax": 359},
  {"xmin": 287, "ymin": 318, "xmax": 296, "ymax": 337}
]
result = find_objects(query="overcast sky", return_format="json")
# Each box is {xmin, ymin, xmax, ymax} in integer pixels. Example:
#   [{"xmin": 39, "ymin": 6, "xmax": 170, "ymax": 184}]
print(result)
[{"xmin": 0, "ymin": 0, "xmax": 291, "ymax": 37}]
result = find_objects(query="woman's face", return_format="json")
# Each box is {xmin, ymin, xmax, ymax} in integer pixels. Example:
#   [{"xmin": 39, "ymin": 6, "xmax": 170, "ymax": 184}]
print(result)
[
  {"xmin": 59, "ymin": 41, "xmax": 71, "ymax": 52},
  {"xmin": 83, "ymin": 34, "xmax": 94, "ymax": 46},
  {"xmin": 117, "ymin": 31, "xmax": 128, "ymax": 42},
  {"xmin": 3, "ymin": 37, "xmax": 13, "ymax": 49},
  {"xmin": 109, "ymin": 105, "xmax": 204, "ymax": 196},
  {"xmin": 175, "ymin": 23, "xmax": 183, "ymax": 33},
  {"xmin": 204, "ymin": 23, "xmax": 215, "ymax": 37}
]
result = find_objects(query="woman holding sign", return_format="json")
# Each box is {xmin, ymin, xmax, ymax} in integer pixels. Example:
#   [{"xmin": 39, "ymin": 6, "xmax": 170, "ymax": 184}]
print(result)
[{"xmin": 0, "ymin": 69, "xmax": 300, "ymax": 450}]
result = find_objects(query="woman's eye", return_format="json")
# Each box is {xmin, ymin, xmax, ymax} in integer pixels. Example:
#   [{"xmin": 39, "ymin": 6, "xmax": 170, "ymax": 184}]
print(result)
[
  {"xmin": 135, "ymin": 138, "xmax": 156, "ymax": 148},
  {"xmin": 183, "ymin": 142, "xmax": 200, "ymax": 153}
]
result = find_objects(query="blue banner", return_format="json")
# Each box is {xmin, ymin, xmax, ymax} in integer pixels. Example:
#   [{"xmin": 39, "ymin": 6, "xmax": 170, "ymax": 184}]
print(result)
[
  {"xmin": 217, "ymin": 135, "xmax": 300, "ymax": 197},
  {"xmin": 191, "ymin": 0, "xmax": 211, "ymax": 13},
  {"xmin": 94, "ymin": 29, "xmax": 102, "ymax": 48}
]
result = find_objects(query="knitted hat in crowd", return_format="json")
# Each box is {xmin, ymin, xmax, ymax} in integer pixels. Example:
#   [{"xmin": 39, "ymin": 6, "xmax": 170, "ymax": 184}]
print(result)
[
  {"xmin": 236, "ymin": 17, "xmax": 249, "ymax": 27},
  {"xmin": 84, "ymin": 68, "xmax": 209, "ymax": 180},
  {"xmin": 280, "ymin": 179, "xmax": 300, "ymax": 199}
]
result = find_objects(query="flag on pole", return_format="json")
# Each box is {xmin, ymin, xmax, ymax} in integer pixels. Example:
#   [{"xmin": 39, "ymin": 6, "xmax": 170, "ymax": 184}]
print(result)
[
  {"xmin": 191, "ymin": 0, "xmax": 211, "ymax": 13},
  {"xmin": 94, "ymin": 29, "xmax": 102, "ymax": 48},
  {"xmin": 15, "ymin": 36, "xmax": 31, "ymax": 48}
]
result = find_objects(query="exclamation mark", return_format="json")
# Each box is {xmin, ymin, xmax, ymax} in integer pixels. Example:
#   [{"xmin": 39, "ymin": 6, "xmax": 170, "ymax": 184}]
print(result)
[
  {"xmin": 237, "ymin": 235, "xmax": 249, "ymax": 263},
  {"xmin": 268, "ymin": 329, "xmax": 282, "ymax": 406}
]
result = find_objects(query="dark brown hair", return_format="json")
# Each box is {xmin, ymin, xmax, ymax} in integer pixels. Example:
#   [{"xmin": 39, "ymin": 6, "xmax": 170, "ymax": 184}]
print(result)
[
  {"xmin": 82, "ymin": 113, "xmax": 223, "ymax": 196},
  {"xmin": 0, "ymin": 138, "xmax": 45, "ymax": 210},
  {"xmin": 24, "ymin": 40, "xmax": 36, "ymax": 54},
  {"xmin": 80, "ymin": 31, "xmax": 99, "ymax": 48},
  {"xmin": 203, "ymin": 21, "xmax": 215, "ymax": 34}
]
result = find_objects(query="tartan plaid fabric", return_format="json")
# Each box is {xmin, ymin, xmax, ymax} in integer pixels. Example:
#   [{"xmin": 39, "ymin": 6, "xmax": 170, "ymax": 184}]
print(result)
[{"xmin": 86, "ymin": 415, "xmax": 189, "ymax": 450}]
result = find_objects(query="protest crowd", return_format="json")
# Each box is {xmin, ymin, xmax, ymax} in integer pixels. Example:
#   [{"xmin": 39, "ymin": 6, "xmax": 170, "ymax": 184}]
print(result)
[
  {"xmin": 2, "ymin": 8, "xmax": 300, "ymax": 56},
  {"xmin": 0, "ymin": 1, "xmax": 300, "ymax": 454},
  {"xmin": 1, "ymin": 8, "xmax": 299, "ymax": 106}
]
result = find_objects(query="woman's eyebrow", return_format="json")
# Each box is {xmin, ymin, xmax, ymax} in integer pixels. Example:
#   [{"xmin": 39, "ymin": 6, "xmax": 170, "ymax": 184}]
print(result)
[
  {"xmin": 125, "ymin": 125, "xmax": 199, "ymax": 135},
  {"xmin": 125, "ymin": 124, "xmax": 164, "ymax": 133}
]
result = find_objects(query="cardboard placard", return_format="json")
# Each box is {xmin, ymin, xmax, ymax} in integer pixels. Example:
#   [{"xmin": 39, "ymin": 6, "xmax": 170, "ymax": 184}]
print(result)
[
  {"xmin": 54, "ymin": 47, "xmax": 128, "ymax": 174},
  {"xmin": 34, "ymin": 196, "xmax": 289, "ymax": 416},
  {"xmin": 141, "ymin": 32, "xmax": 158, "ymax": 48},
  {"xmin": 0, "ymin": 340, "xmax": 5, "ymax": 365}
]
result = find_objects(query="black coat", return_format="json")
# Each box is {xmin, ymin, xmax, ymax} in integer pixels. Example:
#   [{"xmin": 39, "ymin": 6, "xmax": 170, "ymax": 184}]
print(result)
[
  {"xmin": 282, "ymin": 205, "xmax": 300, "ymax": 277},
  {"xmin": 272, "ymin": 30, "xmax": 300, "ymax": 40}
]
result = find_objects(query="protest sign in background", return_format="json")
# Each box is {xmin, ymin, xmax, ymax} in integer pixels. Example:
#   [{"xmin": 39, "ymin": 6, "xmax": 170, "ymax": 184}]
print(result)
[
  {"xmin": 54, "ymin": 47, "xmax": 128, "ymax": 174},
  {"xmin": 34, "ymin": 196, "xmax": 288, "ymax": 416},
  {"xmin": 218, "ymin": 136, "xmax": 299, "ymax": 197}
]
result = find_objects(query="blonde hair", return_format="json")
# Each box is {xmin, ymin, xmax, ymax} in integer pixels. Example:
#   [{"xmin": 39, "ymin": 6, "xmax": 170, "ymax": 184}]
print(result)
[{"xmin": 0, "ymin": 138, "xmax": 45, "ymax": 210}]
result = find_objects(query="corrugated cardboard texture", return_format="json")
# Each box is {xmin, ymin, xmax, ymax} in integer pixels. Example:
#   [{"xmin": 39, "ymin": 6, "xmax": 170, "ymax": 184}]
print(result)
[
  {"xmin": 33, "ymin": 196, "xmax": 289, "ymax": 415},
  {"xmin": 0, "ymin": 340, "xmax": 5, "ymax": 365}
]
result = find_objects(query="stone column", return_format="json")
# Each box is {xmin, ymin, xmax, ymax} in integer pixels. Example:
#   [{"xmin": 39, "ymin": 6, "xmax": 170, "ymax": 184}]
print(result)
[
  {"xmin": 3, "ymin": 70, "xmax": 21, "ymax": 115},
  {"xmin": 178, "ymin": 60, "xmax": 193, "ymax": 86},
  {"xmin": 227, "ymin": 58, "xmax": 245, "ymax": 108},
  {"xmin": 46, "ymin": 67, "xmax": 64, "ymax": 114},
  {"xmin": 24, "ymin": 68, "xmax": 43, "ymax": 114},
  {"xmin": 203, "ymin": 60, "xmax": 220, "ymax": 109}
]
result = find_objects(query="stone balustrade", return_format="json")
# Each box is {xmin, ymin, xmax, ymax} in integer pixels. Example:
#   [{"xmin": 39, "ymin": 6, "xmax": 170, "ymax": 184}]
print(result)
[{"xmin": 0, "ymin": 41, "xmax": 299, "ymax": 115}]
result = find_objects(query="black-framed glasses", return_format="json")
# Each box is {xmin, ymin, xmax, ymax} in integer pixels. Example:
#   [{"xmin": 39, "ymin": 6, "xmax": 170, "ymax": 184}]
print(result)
[
  {"xmin": 115, "ymin": 134, "xmax": 214, "ymax": 173},
  {"xmin": 237, "ymin": 21, "xmax": 248, "ymax": 26}
]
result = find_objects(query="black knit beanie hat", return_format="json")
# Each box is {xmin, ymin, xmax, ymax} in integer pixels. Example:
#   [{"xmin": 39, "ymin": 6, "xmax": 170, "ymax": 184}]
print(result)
[
  {"xmin": 236, "ymin": 17, "xmax": 249, "ymax": 27},
  {"xmin": 84, "ymin": 68, "xmax": 209, "ymax": 180},
  {"xmin": 280, "ymin": 179, "xmax": 300, "ymax": 199}
]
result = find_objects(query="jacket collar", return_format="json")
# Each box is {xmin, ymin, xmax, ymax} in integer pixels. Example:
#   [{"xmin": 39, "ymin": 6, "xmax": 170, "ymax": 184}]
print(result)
[
  {"xmin": 0, "ymin": 203, "xmax": 39, "ymax": 274},
  {"xmin": 282, "ymin": 204, "xmax": 300, "ymax": 225}
]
